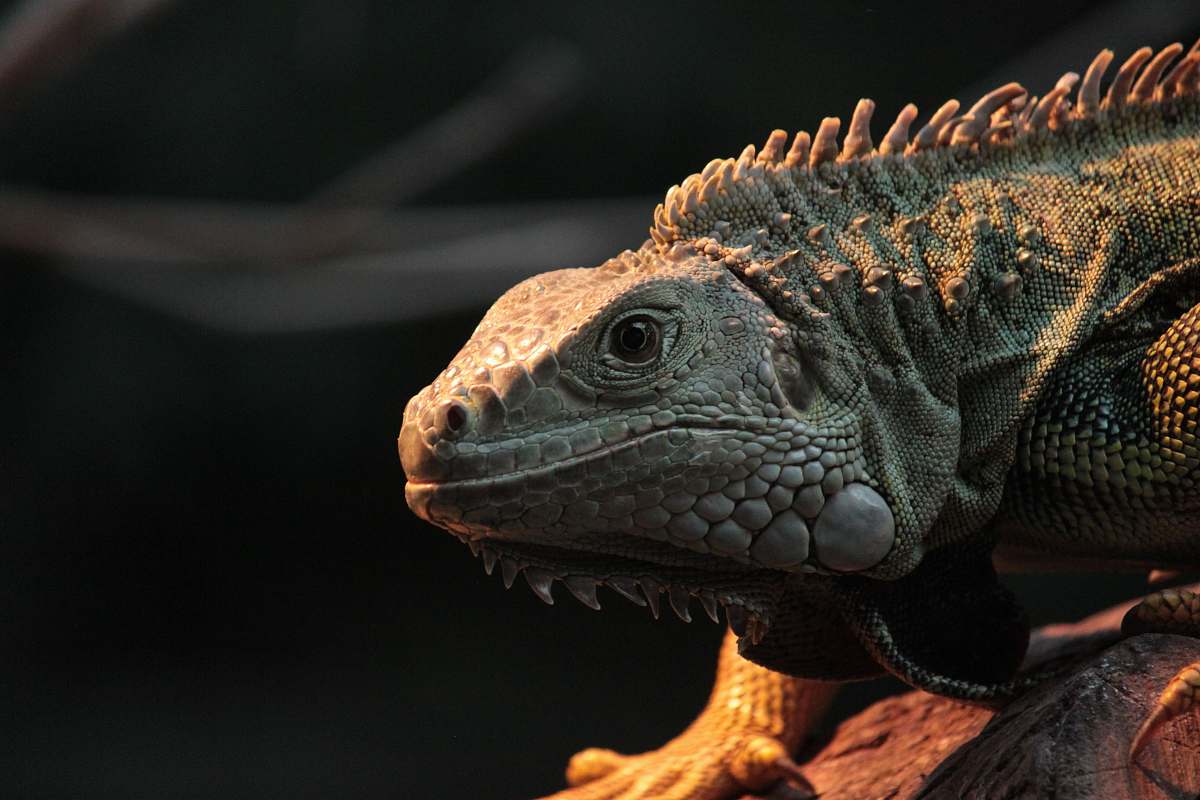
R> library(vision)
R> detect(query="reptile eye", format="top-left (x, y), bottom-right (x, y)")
top-left (610, 315), bottom-right (661, 364)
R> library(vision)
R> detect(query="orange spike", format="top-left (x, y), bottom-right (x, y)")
top-left (880, 103), bottom-right (917, 155)
top-left (783, 131), bottom-right (810, 169)
top-left (1163, 36), bottom-right (1200, 93)
top-left (809, 117), bottom-right (841, 168)
top-left (911, 99), bottom-right (959, 151)
top-left (758, 129), bottom-right (789, 164)
top-left (841, 98), bottom-right (876, 159)
top-left (1132, 43), bottom-right (1183, 101)
top-left (1105, 46), bottom-right (1153, 108)
top-left (1077, 49), bottom-right (1113, 114)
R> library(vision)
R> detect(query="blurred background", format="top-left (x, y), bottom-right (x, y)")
top-left (4, 0), bottom-right (1200, 797)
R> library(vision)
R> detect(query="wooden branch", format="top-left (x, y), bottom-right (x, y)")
top-left (785, 588), bottom-right (1200, 800)
top-left (0, 187), bottom-right (650, 267)
top-left (310, 40), bottom-right (583, 207)
top-left (0, 186), bottom-right (652, 329)
top-left (0, 0), bottom-right (173, 120)
top-left (37, 194), bottom-right (650, 330)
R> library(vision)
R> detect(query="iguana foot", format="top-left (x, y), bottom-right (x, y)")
top-left (549, 733), bottom-right (813, 800)
top-left (541, 630), bottom-right (834, 800)
top-left (1123, 589), bottom-right (1200, 760)
top-left (566, 736), bottom-right (811, 793)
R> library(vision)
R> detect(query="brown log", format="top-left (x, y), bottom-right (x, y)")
top-left (793, 593), bottom-right (1200, 799)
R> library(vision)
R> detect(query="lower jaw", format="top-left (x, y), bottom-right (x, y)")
top-left (451, 534), bottom-right (780, 642)
top-left (405, 466), bottom-right (783, 640)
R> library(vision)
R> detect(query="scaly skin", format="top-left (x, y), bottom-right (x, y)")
top-left (401, 41), bottom-right (1200, 798)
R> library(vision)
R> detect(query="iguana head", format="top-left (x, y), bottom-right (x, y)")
top-left (400, 242), bottom-right (897, 632)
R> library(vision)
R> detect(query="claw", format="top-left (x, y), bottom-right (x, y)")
top-left (1130, 703), bottom-right (1173, 761)
top-left (729, 735), bottom-right (814, 795)
top-left (769, 756), bottom-right (818, 799)
top-left (759, 780), bottom-right (819, 800)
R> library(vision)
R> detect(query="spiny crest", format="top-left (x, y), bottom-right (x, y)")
top-left (649, 40), bottom-right (1200, 248)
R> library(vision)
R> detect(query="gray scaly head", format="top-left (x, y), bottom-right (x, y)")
top-left (398, 243), bottom-right (883, 635)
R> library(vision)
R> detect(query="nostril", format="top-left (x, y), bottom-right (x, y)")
top-left (445, 402), bottom-right (468, 433)
top-left (439, 398), bottom-right (470, 438)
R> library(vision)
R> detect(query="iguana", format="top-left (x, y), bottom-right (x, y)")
top-left (399, 40), bottom-right (1200, 799)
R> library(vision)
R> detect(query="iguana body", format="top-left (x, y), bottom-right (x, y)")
top-left (400, 41), bottom-right (1200, 798)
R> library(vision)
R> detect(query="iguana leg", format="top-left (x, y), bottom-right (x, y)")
top-left (1119, 297), bottom-right (1200, 759)
top-left (998, 297), bottom-right (1200, 566)
top-left (544, 629), bottom-right (836, 800)
top-left (1122, 589), bottom-right (1200, 760)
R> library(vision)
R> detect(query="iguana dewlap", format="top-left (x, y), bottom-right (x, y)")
top-left (400, 41), bottom-right (1200, 799)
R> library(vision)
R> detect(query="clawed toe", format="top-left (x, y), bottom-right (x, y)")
top-left (744, 780), bottom-right (817, 800)
top-left (729, 736), bottom-right (814, 795)
top-left (1129, 662), bottom-right (1200, 761)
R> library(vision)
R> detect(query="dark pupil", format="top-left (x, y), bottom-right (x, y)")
top-left (612, 316), bottom-right (660, 363)
top-left (620, 323), bottom-right (649, 353)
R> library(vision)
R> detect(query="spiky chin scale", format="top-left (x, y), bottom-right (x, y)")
top-left (439, 527), bottom-right (778, 640)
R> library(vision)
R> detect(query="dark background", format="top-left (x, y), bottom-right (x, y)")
top-left (4, 1), bottom-right (1199, 798)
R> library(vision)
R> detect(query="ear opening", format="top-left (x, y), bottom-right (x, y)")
top-left (771, 346), bottom-right (815, 411)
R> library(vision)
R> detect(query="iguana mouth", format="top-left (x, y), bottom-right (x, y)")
top-left (449, 534), bottom-right (778, 642)
top-left (404, 427), bottom-right (682, 488)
